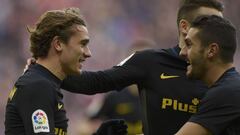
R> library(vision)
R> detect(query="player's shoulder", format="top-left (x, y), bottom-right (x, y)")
top-left (216, 68), bottom-right (240, 89)
top-left (18, 70), bottom-right (50, 85)
top-left (15, 70), bottom-right (54, 95)
top-left (117, 49), bottom-right (156, 66)
top-left (135, 48), bottom-right (168, 56)
top-left (139, 47), bottom-right (186, 67)
top-left (118, 46), bottom-right (186, 68)
top-left (10, 74), bottom-right (54, 103)
top-left (208, 68), bottom-right (240, 99)
top-left (135, 46), bottom-right (181, 60)
top-left (128, 48), bottom-right (167, 63)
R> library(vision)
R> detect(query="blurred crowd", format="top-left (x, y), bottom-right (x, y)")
top-left (0, 0), bottom-right (239, 134)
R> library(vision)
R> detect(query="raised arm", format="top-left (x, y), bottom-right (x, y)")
top-left (61, 52), bottom-right (147, 95)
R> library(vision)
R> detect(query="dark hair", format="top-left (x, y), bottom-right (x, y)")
top-left (192, 15), bottom-right (237, 63)
top-left (28, 7), bottom-right (86, 59)
top-left (177, 0), bottom-right (224, 25)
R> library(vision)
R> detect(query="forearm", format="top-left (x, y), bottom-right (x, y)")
top-left (62, 71), bottom-right (123, 94)
top-left (61, 66), bottom-right (142, 94)
top-left (175, 122), bottom-right (212, 135)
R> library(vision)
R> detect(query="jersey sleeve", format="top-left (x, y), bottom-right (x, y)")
top-left (15, 81), bottom-right (56, 134)
top-left (61, 52), bottom-right (147, 94)
top-left (189, 87), bottom-right (240, 135)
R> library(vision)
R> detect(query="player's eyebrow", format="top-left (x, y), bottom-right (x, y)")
top-left (80, 39), bottom-right (89, 46)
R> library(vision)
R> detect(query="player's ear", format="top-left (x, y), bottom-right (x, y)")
top-left (179, 19), bottom-right (191, 36)
top-left (52, 36), bottom-right (63, 52)
top-left (207, 43), bottom-right (219, 58)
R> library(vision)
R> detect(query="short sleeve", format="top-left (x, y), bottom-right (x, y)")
top-left (189, 87), bottom-right (240, 135)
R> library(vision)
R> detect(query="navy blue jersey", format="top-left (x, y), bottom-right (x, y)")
top-left (189, 68), bottom-right (240, 135)
top-left (5, 64), bottom-right (68, 135)
top-left (61, 46), bottom-right (207, 135)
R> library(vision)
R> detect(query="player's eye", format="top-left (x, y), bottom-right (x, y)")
top-left (185, 39), bottom-right (192, 48)
top-left (80, 39), bottom-right (89, 47)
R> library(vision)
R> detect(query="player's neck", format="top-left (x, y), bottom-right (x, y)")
top-left (202, 63), bottom-right (233, 88)
top-left (36, 57), bottom-right (66, 80)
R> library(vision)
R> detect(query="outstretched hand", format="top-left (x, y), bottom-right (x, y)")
top-left (93, 119), bottom-right (128, 135)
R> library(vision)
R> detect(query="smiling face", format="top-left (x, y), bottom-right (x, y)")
top-left (180, 28), bottom-right (208, 80)
top-left (60, 25), bottom-right (91, 75)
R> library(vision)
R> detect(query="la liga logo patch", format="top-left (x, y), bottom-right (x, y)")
top-left (33, 111), bottom-right (47, 124)
top-left (32, 109), bottom-right (50, 133)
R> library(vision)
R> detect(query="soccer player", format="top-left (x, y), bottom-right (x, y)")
top-left (5, 8), bottom-right (127, 135)
top-left (60, 1), bottom-right (224, 135)
top-left (176, 15), bottom-right (240, 135)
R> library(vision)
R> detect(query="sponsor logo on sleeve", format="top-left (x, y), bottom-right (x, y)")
top-left (32, 109), bottom-right (50, 133)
